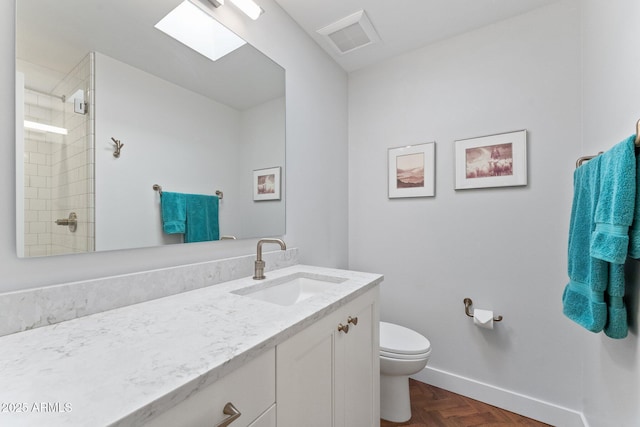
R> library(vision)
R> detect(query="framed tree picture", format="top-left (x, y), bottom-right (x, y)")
top-left (454, 130), bottom-right (527, 190)
top-left (253, 167), bottom-right (281, 201)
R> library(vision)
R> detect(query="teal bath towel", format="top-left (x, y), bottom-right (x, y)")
top-left (563, 157), bottom-right (608, 333)
top-left (160, 192), bottom-right (186, 234)
top-left (590, 135), bottom-right (636, 263)
top-left (184, 194), bottom-right (219, 243)
top-left (628, 136), bottom-right (640, 258)
top-left (605, 263), bottom-right (627, 339)
top-left (563, 136), bottom-right (634, 338)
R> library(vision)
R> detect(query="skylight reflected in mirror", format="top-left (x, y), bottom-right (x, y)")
top-left (155, 1), bottom-right (246, 62)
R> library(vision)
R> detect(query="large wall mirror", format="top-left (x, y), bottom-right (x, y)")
top-left (16, 0), bottom-right (286, 257)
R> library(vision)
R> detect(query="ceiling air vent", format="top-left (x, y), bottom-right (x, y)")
top-left (317, 10), bottom-right (380, 55)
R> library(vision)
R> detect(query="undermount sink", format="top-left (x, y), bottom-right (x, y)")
top-left (233, 274), bottom-right (347, 306)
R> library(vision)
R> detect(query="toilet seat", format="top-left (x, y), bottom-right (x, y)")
top-left (380, 348), bottom-right (431, 360)
top-left (380, 321), bottom-right (431, 360)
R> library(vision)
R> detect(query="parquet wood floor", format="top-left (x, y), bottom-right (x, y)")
top-left (380, 379), bottom-right (553, 427)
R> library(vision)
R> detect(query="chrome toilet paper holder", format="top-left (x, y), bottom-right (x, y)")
top-left (463, 298), bottom-right (503, 322)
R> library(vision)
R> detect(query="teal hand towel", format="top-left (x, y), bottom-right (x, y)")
top-left (185, 194), bottom-right (220, 243)
top-left (160, 191), bottom-right (186, 234)
top-left (628, 135), bottom-right (640, 258)
top-left (563, 157), bottom-right (607, 332)
top-left (604, 263), bottom-right (627, 339)
top-left (563, 135), bottom-right (634, 338)
top-left (590, 135), bottom-right (636, 263)
top-left (592, 136), bottom-right (634, 339)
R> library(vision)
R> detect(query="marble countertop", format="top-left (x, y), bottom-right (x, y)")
top-left (0, 265), bottom-right (382, 427)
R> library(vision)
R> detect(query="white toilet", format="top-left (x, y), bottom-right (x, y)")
top-left (379, 321), bottom-right (432, 422)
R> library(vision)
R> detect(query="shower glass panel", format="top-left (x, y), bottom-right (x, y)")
top-left (18, 53), bottom-right (95, 257)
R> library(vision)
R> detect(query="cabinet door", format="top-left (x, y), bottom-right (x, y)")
top-left (276, 313), bottom-right (336, 427)
top-left (248, 404), bottom-right (276, 427)
top-left (341, 291), bottom-right (379, 427)
top-left (276, 287), bottom-right (380, 427)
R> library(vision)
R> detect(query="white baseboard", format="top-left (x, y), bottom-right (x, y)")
top-left (412, 366), bottom-right (587, 427)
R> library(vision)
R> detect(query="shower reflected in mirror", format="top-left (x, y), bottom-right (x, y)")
top-left (16, 0), bottom-right (286, 257)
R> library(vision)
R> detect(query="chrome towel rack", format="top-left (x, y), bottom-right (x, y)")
top-left (153, 184), bottom-right (223, 199)
top-left (576, 119), bottom-right (640, 168)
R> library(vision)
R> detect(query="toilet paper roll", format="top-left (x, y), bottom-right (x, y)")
top-left (473, 309), bottom-right (494, 329)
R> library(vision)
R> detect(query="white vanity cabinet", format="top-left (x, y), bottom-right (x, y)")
top-left (145, 348), bottom-right (275, 427)
top-left (0, 265), bottom-right (383, 427)
top-left (276, 287), bottom-right (380, 427)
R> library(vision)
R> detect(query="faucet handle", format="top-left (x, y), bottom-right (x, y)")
top-left (253, 260), bottom-right (266, 280)
top-left (254, 239), bottom-right (287, 280)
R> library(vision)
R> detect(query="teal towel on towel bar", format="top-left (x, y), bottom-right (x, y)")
top-left (563, 135), bottom-right (635, 338)
top-left (160, 191), bottom-right (220, 242)
top-left (591, 135), bottom-right (636, 263)
top-left (160, 192), bottom-right (186, 234)
top-left (605, 263), bottom-right (627, 339)
top-left (563, 156), bottom-right (607, 333)
top-left (184, 194), bottom-right (220, 243)
top-left (628, 135), bottom-right (640, 258)
top-left (595, 136), bottom-right (635, 339)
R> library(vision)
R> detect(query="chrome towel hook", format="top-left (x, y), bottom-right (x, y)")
top-left (111, 137), bottom-right (124, 158)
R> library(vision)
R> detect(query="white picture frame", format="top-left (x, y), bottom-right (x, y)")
top-left (253, 166), bottom-right (281, 201)
top-left (454, 130), bottom-right (527, 190)
top-left (388, 142), bottom-right (436, 198)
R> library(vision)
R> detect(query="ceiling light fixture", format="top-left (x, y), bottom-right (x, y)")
top-left (24, 120), bottom-right (68, 135)
top-left (155, 1), bottom-right (247, 61)
top-left (227, 0), bottom-right (263, 20)
top-left (207, 0), bottom-right (262, 20)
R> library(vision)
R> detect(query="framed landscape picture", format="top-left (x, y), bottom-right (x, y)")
top-left (253, 167), bottom-right (281, 201)
top-left (388, 142), bottom-right (435, 198)
top-left (454, 130), bottom-right (527, 190)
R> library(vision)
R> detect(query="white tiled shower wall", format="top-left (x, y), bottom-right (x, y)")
top-left (23, 90), bottom-right (58, 256)
top-left (22, 53), bottom-right (94, 256)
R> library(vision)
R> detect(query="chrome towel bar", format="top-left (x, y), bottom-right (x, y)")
top-left (153, 184), bottom-right (223, 199)
top-left (576, 119), bottom-right (640, 168)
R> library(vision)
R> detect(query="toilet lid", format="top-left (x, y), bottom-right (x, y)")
top-left (380, 348), bottom-right (431, 360)
top-left (380, 321), bottom-right (431, 355)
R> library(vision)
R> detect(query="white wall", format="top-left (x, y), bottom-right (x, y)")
top-left (0, 0), bottom-right (348, 292)
top-left (238, 96), bottom-right (286, 239)
top-left (349, 1), bottom-right (586, 424)
top-left (94, 52), bottom-right (242, 250)
top-left (580, 1), bottom-right (640, 425)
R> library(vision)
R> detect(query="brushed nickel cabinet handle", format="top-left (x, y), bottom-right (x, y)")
top-left (216, 402), bottom-right (241, 427)
top-left (347, 316), bottom-right (358, 326)
top-left (338, 323), bottom-right (349, 334)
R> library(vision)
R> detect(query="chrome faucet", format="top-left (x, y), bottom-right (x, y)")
top-left (254, 238), bottom-right (286, 280)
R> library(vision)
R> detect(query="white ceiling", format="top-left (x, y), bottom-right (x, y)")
top-left (274, 0), bottom-right (563, 72)
top-left (17, 0), bottom-right (284, 111)
top-left (17, 0), bottom-right (563, 108)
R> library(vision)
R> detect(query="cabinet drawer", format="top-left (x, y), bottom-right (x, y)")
top-left (145, 348), bottom-right (275, 427)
